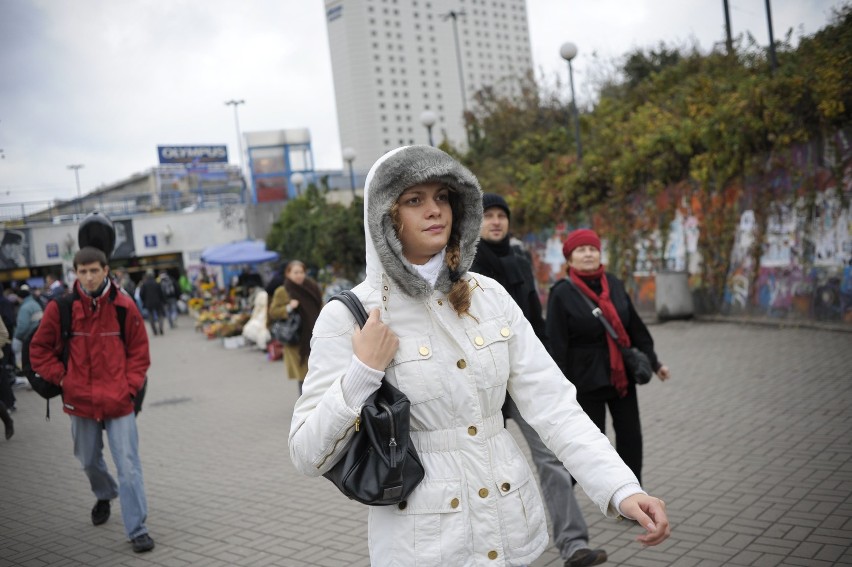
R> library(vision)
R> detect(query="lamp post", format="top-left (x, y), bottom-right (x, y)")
top-left (420, 110), bottom-right (437, 146)
top-left (440, 10), bottom-right (468, 114)
top-left (67, 164), bottom-right (84, 213)
top-left (291, 172), bottom-right (305, 197)
top-left (342, 147), bottom-right (357, 198)
top-left (224, 99), bottom-right (246, 177)
top-left (559, 42), bottom-right (583, 162)
top-left (764, 0), bottom-right (778, 73)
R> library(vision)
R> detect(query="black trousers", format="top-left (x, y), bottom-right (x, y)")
top-left (0, 364), bottom-right (15, 408)
top-left (576, 383), bottom-right (643, 484)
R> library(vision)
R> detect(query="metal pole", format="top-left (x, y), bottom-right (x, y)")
top-left (448, 12), bottom-right (467, 113)
top-left (67, 164), bottom-right (84, 213)
top-left (225, 99), bottom-right (246, 176)
top-left (764, 0), bottom-right (778, 72)
top-left (347, 160), bottom-right (356, 198)
top-left (723, 0), bottom-right (734, 56)
top-left (567, 60), bottom-right (583, 161)
top-left (427, 125), bottom-right (434, 147)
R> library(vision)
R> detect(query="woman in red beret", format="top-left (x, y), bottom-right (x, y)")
top-left (546, 229), bottom-right (670, 484)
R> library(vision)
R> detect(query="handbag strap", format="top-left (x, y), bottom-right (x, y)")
top-left (560, 278), bottom-right (620, 341)
top-left (329, 290), bottom-right (369, 329)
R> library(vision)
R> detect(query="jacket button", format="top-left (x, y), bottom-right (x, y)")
top-left (437, 299), bottom-right (443, 305)
top-left (450, 498), bottom-right (460, 509)
top-left (488, 550), bottom-right (498, 560)
top-left (467, 426), bottom-right (477, 436)
top-left (456, 359), bottom-right (466, 369)
top-left (478, 488), bottom-right (489, 498)
top-left (474, 336), bottom-right (484, 346)
top-left (419, 346), bottom-right (430, 356)
top-left (501, 482), bottom-right (510, 492)
top-left (397, 501), bottom-right (407, 510)
top-left (500, 327), bottom-right (510, 337)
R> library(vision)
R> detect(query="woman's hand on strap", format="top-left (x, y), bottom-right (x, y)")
top-left (620, 493), bottom-right (671, 547)
top-left (353, 309), bottom-right (399, 371)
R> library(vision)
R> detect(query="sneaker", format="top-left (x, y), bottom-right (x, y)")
top-left (565, 548), bottom-right (608, 567)
top-left (91, 499), bottom-right (111, 525)
top-left (131, 533), bottom-right (155, 553)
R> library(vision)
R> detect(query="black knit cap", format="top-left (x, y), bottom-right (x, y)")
top-left (482, 193), bottom-right (510, 219)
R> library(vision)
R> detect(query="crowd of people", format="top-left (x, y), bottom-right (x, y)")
top-left (4, 146), bottom-right (675, 566)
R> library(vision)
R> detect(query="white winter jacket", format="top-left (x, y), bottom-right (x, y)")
top-left (289, 146), bottom-right (640, 566)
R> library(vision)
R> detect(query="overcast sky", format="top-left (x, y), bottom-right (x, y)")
top-left (0, 0), bottom-right (843, 205)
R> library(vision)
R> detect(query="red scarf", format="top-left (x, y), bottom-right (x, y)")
top-left (569, 266), bottom-right (630, 397)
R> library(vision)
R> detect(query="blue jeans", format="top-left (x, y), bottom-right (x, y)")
top-left (70, 413), bottom-right (149, 539)
top-left (506, 397), bottom-right (590, 559)
top-left (165, 299), bottom-right (178, 328)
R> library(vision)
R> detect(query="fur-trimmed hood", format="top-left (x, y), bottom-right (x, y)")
top-left (362, 145), bottom-right (483, 298)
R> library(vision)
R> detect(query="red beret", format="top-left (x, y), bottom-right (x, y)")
top-left (562, 229), bottom-right (601, 259)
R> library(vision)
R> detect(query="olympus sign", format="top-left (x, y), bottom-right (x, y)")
top-left (157, 145), bottom-right (229, 164)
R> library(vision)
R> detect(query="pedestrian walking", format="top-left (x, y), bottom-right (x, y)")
top-left (471, 193), bottom-right (607, 567)
top-left (158, 272), bottom-right (178, 329)
top-left (547, 229), bottom-right (671, 484)
top-left (139, 271), bottom-right (165, 336)
top-left (268, 261), bottom-right (322, 394)
top-left (289, 146), bottom-right (670, 566)
top-left (29, 246), bottom-right (155, 552)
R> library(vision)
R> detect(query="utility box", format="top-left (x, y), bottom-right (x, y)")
top-left (655, 271), bottom-right (694, 320)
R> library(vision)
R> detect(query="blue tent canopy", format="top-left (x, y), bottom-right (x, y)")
top-left (200, 240), bottom-right (279, 265)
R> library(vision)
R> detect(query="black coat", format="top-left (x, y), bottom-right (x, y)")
top-left (546, 273), bottom-right (660, 393)
top-left (470, 240), bottom-right (546, 342)
top-left (139, 278), bottom-right (165, 311)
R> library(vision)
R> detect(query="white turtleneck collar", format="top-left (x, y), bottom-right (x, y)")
top-left (412, 248), bottom-right (446, 288)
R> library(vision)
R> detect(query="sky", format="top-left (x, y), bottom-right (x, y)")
top-left (0, 0), bottom-right (844, 206)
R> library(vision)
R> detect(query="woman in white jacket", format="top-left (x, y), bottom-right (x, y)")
top-left (289, 146), bottom-right (670, 566)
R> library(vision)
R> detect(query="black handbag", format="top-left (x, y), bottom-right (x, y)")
top-left (323, 290), bottom-right (425, 506)
top-left (270, 313), bottom-right (301, 346)
top-left (562, 279), bottom-right (654, 385)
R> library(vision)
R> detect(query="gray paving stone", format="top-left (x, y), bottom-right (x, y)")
top-left (1, 319), bottom-right (850, 566)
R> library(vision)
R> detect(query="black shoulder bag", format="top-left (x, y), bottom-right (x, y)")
top-left (561, 278), bottom-right (654, 385)
top-left (323, 290), bottom-right (425, 505)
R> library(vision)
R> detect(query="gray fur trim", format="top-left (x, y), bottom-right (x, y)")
top-left (366, 145), bottom-right (482, 298)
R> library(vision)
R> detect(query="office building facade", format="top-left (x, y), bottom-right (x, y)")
top-left (325, 0), bottom-right (533, 169)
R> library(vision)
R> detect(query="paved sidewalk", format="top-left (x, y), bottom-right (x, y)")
top-left (1, 318), bottom-right (850, 566)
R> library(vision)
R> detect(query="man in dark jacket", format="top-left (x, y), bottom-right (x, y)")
top-left (139, 271), bottom-right (165, 336)
top-left (470, 194), bottom-right (607, 567)
top-left (30, 247), bottom-right (155, 553)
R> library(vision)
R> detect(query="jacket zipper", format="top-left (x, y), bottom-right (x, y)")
top-left (316, 410), bottom-right (362, 469)
top-left (378, 401), bottom-right (397, 465)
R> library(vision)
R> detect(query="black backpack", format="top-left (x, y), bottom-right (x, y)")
top-left (22, 286), bottom-right (147, 420)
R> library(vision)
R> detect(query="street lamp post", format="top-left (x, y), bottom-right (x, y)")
top-left (67, 164), bottom-right (84, 212)
top-left (559, 42), bottom-right (583, 162)
top-left (441, 10), bottom-right (468, 114)
top-left (420, 110), bottom-right (437, 146)
top-left (224, 99), bottom-right (246, 177)
top-left (342, 147), bottom-right (357, 198)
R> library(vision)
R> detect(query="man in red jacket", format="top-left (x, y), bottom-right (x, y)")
top-left (31, 247), bottom-right (155, 553)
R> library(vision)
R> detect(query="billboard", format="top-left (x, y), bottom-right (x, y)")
top-left (157, 145), bottom-right (228, 165)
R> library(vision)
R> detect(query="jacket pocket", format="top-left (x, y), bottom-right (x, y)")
top-left (387, 336), bottom-right (443, 404)
top-left (492, 460), bottom-right (543, 550)
top-left (466, 317), bottom-right (511, 389)
top-left (378, 478), bottom-right (466, 566)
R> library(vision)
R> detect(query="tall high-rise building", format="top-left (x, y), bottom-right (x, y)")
top-left (324, 0), bottom-right (533, 171)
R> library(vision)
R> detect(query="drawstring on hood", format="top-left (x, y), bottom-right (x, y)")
top-left (363, 145), bottom-right (483, 299)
